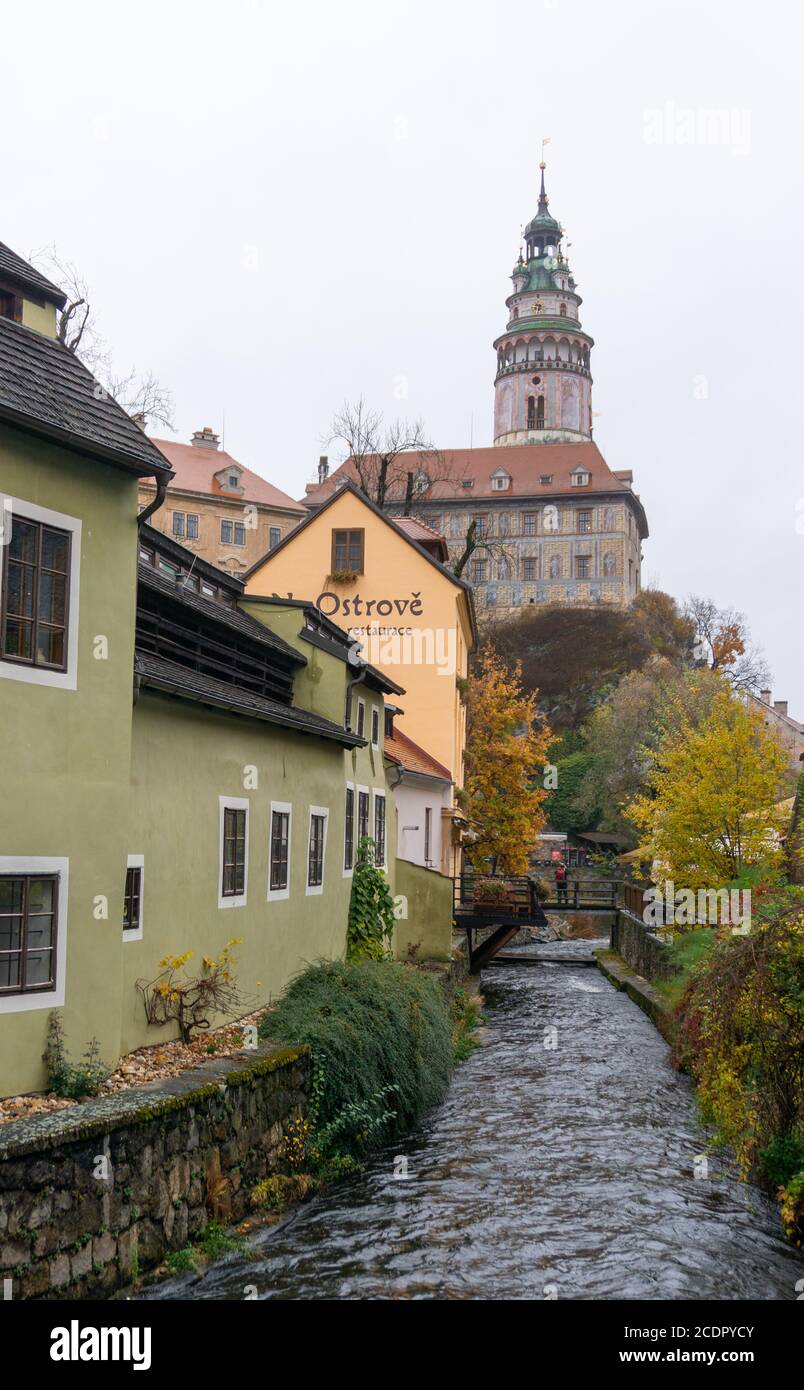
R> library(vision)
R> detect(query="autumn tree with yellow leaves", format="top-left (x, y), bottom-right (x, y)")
top-left (464, 649), bottom-right (553, 875)
top-left (626, 683), bottom-right (789, 889)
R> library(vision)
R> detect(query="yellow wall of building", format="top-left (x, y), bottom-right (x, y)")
top-left (245, 492), bottom-right (473, 790)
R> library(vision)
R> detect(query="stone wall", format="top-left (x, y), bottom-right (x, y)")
top-left (610, 910), bottom-right (680, 983)
top-left (0, 1042), bottom-right (308, 1300)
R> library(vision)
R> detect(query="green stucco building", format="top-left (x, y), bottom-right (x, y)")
top-left (0, 239), bottom-right (445, 1100)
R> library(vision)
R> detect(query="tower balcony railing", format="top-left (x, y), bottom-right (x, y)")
top-left (495, 358), bottom-right (591, 380)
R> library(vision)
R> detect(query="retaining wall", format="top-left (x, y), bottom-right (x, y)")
top-left (0, 1042), bottom-right (308, 1300)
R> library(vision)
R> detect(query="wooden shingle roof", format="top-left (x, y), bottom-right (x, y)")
top-left (0, 316), bottom-right (172, 477)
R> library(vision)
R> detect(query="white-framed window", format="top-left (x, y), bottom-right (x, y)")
top-left (0, 496), bottom-right (82, 691)
top-left (306, 806), bottom-right (329, 895)
top-left (0, 857), bottom-right (68, 1014)
top-left (123, 854), bottom-right (144, 940)
top-left (219, 796), bottom-right (249, 908)
top-left (343, 782), bottom-right (355, 876)
top-left (267, 801), bottom-right (292, 902)
top-left (370, 706), bottom-right (380, 750)
top-left (373, 789), bottom-right (387, 868)
top-left (356, 697), bottom-right (366, 739)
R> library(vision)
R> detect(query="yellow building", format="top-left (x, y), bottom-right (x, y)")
top-left (138, 427), bottom-right (305, 576)
top-left (245, 482), bottom-right (477, 873)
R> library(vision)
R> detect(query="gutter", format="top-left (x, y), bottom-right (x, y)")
top-left (137, 471), bottom-right (170, 529)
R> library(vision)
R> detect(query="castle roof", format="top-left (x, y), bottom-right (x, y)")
top-left (301, 442), bottom-right (649, 539)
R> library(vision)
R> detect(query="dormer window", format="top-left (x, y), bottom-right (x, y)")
top-left (0, 287), bottom-right (22, 323)
top-left (539, 475), bottom-right (553, 485)
top-left (491, 471), bottom-right (510, 492)
top-left (413, 470), bottom-right (430, 494)
top-left (571, 467), bottom-right (591, 487)
top-left (228, 473), bottom-right (238, 488)
top-left (461, 479), bottom-right (474, 490)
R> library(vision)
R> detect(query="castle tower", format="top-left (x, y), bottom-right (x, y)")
top-left (493, 163), bottom-right (594, 446)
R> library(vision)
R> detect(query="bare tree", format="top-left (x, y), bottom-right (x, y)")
top-left (30, 243), bottom-right (175, 430)
top-left (451, 519), bottom-right (518, 580)
top-left (325, 397), bottom-right (465, 512)
top-left (684, 594), bottom-right (771, 693)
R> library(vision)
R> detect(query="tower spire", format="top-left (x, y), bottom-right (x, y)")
top-left (539, 160), bottom-right (548, 210)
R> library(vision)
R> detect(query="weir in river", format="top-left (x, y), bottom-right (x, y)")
top-left (141, 942), bottom-right (803, 1301)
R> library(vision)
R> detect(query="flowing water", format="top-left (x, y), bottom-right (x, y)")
top-left (142, 943), bottom-right (803, 1301)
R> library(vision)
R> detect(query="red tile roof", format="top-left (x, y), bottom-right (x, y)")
top-left (394, 514), bottom-right (449, 561)
top-left (301, 442), bottom-right (648, 536)
top-left (384, 726), bottom-right (452, 781)
top-left (149, 438), bottom-right (305, 513)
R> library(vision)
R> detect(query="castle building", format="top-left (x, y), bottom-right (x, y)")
top-left (303, 163), bottom-right (649, 614)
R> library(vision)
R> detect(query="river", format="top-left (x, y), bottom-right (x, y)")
top-left (141, 943), bottom-right (802, 1301)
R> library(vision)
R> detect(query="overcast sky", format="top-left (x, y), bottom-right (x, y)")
top-left (4, 0), bottom-right (803, 697)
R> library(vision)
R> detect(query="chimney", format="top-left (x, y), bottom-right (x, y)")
top-left (318, 455), bottom-right (329, 485)
top-left (191, 426), bottom-right (220, 450)
top-left (760, 688), bottom-right (772, 705)
top-left (774, 700), bottom-right (789, 717)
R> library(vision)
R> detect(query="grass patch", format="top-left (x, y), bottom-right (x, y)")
top-left (655, 928), bottom-right (716, 1007)
top-left (452, 988), bottom-right (484, 1063)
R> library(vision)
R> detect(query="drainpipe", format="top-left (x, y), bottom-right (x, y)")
top-left (344, 663), bottom-right (368, 733)
top-left (137, 472), bottom-right (171, 529)
top-left (387, 763), bottom-right (405, 791)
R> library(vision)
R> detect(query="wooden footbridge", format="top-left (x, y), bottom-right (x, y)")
top-left (453, 873), bottom-right (621, 972)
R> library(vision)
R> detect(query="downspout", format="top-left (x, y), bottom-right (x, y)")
top-left (345, 663), bottom-right (368, 732)
top-left (387, 762), bottom-right (405, 791)
top-left (137, 471), bottom-right (171, 529)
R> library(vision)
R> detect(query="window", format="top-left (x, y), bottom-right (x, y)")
top-left (1, 513), bottom-right (71, 673)
top-left (0, 875), bottom-right (58, 995)
top-left (234, 523), bottom-right (246, 546)
top-left (424, 807), bottom-right (433, 866)
top-left (373, 792), bottom-right (386, 868)
top-left (331, 528), bottom-right (364, 574)
top-left (523, 557), bottom-right (537, 581)
top-left (527, 396), bottom-right (536, 430)
top-left (471, 559), bottom-right (487, 583)
top-left (356, 698), bottom-right (366, 739)
top-left (461, 479), bottom-right (474, 490)
top-left (269, 526), bottom-right (281, 550)
top-left (491, 474), bottom-right (509, 491)
top-left (123, 856), bottom-right (144, 939)
top-left (344, 786), bottom-right (355, 873)
top-left (306, 808), bottom-right (328, 893)
top-left (539, 474), bottom-right (553, 486)
top-left (171, 511), bottom-right (185, 538)
top-left (576, 555), bottom-right (591, 579)
top-left (268, 806), bottom-right (291, 897)
top-left (219, 800), bottom-right (248, 907)
top-left (472, 514), bottom-right (487, 537)
top-left (536, 397), bottom-right (545, 429)
top-left (357, 788), bottom-right (370, 845)
top-left (220, 520), bottom-right (233, 544)
top-left (187, 514), bottom-right (199, 540)
top-left (0, 288), bottom-right (22, 322)
top-left (370, 706), bottom-right (380, 749)
top-left (522, 512), bottom-right (537, 536)
top-left (571, 470), bottom-right (591, 486)
top-left (628, 558), bottom-right (634, 586)
top-left (228, 473), bottom-right (239, 489)
top-left (578, 510), bottom-right (592, 533)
